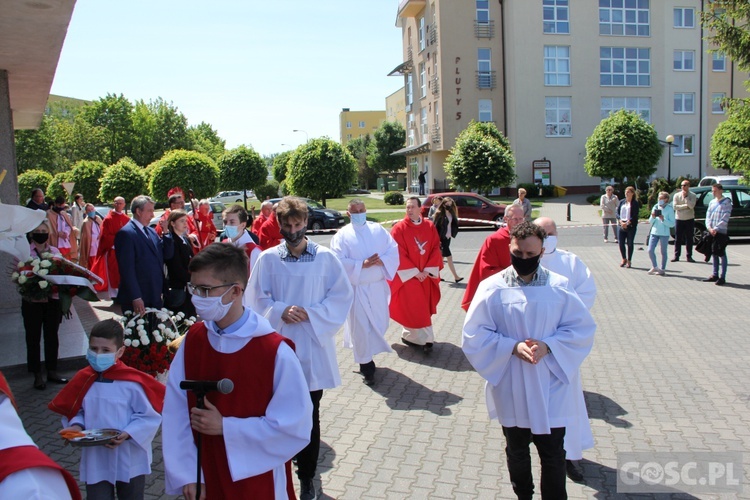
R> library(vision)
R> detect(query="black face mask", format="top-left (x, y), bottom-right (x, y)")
top-left (31, 233), bottom-right (49, 244)
top-left (280, 227), bottom-right (307, 247)
top-left (511, 252), bottom-right (541, 277)
top-left (52, 206), bottom-right (63, 213)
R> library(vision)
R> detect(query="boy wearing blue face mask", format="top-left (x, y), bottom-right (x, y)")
top-left (221, 204), bottom-right (262, 275)
top-left (49, 319), bottom-right (165, 500)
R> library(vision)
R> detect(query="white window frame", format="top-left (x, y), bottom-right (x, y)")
top-left (673, 93), bottom-right (695, 114)
top-left (544, 45), bottom-right (571, 86)
top-left (346, 134), bottom-right (352, 140)
top-left (545, 97), bottom-right (572, 137)
top-left (672, 134), bottom-right (694, 156)
top-left (420, 107), bottom-right (428, 136)
top-left (712, 93), bottom-right (726, 114)
top-left (419, 62), bottom-right (426, 98)
top-left (543, 0), bottom-right (569, 34)
top-left (712, 52), bottom-right (726, 72)
top-left (478, 48), bottom-right (492, 89)
top-left (673, 7), bottom-right (695, 28)
top-left (673, 50), bottom-right (695, 71)
top-left (346, 121), bottom-right (352, 129)
top-left (600, 97), bottom-right (651, 122)
top-left (478, 99), bottom-right (493, 122)
top-left (600, 47), bottom-right (651, 87)
top-left (599, 0), bottom-right (650, 37)
top-left (418, 17), bottom-right (426, 51)
top-left (476, 0), bottom-right (489, 23)
top-left (406, 73), bottom-right (413, 109)
top-left (358, 121), bottom-right (365, 128)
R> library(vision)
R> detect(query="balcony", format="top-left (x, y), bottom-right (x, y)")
top-left (431, 75), bottom-right (439, 96)
top-left (431, 125), bottom-right (441, 145)
top-left (476, 71), bottom-right (497, 89)
top-left (397, 0), bottom-right (426, 19)
top-left (429, 23), bottom-right (438, 45)
top-left (474, 20), bottom-right (495, 39)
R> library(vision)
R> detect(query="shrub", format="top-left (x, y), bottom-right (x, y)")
top-left (149, 149), bottom-right (218, 202)
top-left (46, 171), bottom-right (74, 201)
top-left (254, 180), bottom-right (280, 201)
top-left (18, 169), bottom-right (53, 203)
top-left (384, 191), bottom-right (404, 206)
top-left (69, 160), bottom-right (108, 204)
top-left (587, 194), bottom-right (601, 205)
top-left (517, 183), bottom-right (554, 199)
top-left (99, 157), bottom-right (148, 204)
top-left (646, 178), bottom-right (674, 208)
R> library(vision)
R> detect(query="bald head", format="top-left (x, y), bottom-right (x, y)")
top-left (534, 217), bottom-right (557, 237)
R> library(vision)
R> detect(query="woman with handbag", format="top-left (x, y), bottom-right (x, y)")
top-left (433, 197), bottom-right (463, 283)
top-left (162, 210), bottom-right (196, 317)
top-left (616, 186), bottom-right (640, 268)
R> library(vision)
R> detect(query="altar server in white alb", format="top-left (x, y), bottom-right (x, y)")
top-left (330, 198), bottom-right (399, 385)
top-left (535, 216), bottom-right (596, 483)
top-left (245, 196), bottom-right (353, 500)
top-left (462, 222), bottom-right (596, 499)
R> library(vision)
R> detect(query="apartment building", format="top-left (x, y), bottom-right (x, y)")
top-left (339, 109), bottom-right (387, 146)
top-left (392, 0), bottom-right (748, 193)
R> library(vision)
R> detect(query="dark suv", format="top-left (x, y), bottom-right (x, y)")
top-left (671, 185), bottom-right (750, 243)
top-left (268, 198), bottom-right (346, 231)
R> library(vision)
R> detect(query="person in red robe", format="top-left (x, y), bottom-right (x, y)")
top-left (155, 188), bottom-right (200, 253)
top-left (460, 204), bottom-right (525, 311)
top-left (194, 199), bottom-right (217, 247)
top-left (389, 196), bottom-right (442, 354)
top-left (258, 209), bottom-right (283, 250)
top-left (251, 201), bottom-right (272, 236)
top-left (92, 197), bottom-right (130, 296)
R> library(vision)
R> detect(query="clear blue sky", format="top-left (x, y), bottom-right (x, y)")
top-left (50, 0), bottom-right (404, 156)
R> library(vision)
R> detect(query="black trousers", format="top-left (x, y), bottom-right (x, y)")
top-left (21, 299), bottom-right (62, 373)
top-left (86, 475), bottom-right (145, 500)
top-left (674, 218), bottom-right (695, 258)
top-left (618, 225), bottom-right (638, 261)
top-left (296, 390), bottom-right (323, 480)
top-left (503, 426), bottom-right (567, 500)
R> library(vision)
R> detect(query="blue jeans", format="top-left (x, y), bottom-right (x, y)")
top-left (712, 254), bottom-right (728, 279)
top-left (648, 234), bottom-right (669, 270)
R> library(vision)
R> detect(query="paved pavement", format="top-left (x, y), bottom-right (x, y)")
top-left (4, 194), bottom-right (750, 499)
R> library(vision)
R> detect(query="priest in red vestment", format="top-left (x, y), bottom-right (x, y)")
top-left (93, 197), bottom-right (130, 296)
top-left (252, 200), bottom-right (272, 235)
top-left (258, 209), bottom-right (283, 250)
top-left (389, 196), bottom-right (442, 354)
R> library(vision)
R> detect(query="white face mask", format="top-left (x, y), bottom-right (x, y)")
top-left (543, 235), bottom-right (558, 253)
top-left (350, 212), bottom-right (367, 226)
top-left (191, 286), bottom-right (235, 322)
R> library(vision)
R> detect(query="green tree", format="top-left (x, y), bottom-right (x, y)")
top-left (347, 135), bottom-right (378, 189)
top-left (187, 122), bottom-right (226, 160)
top-left (218, 145), bottom-right (268, 206)
top-left (369, 121), bottom-right (406, 174)
top-left (46, 171), bottom-right (74, 201)
top-left (68, 160), bottom-right (108, 204)
top-left (286, 138), bottom-right (357, 206)
top-left (54, 114), bottom-right (109, 168)
top-left (17, 169), bottom-right (53, 203)
top-left (149, 150), bottom-right (218, 202)
top-left (255, 180), bottom-right (280, 201)
top-left (82, 93), bottom-right (135, 164)
top-left (584, 110), bottom-right (662, 185)
top-left (14, 115), bottom-right (59, 174)
top-left (444, 120), bottom-right (516, 195)
top-left (710, 104), bottom-right (750, 175)
top-left (99, 157), bottom-right (148, 204)
top-left (272, 150), bottom-right (293, 183)
top-left (131, 98), bottom-right (190, 167)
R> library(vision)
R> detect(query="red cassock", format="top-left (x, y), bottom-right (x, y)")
top-left (460, 226), bottom-right (511, 311)
top-left (251, 213), bottom-right (267, 236)
top-left (183, 323), bottom-right (296, 499)
top-left (195, 211), bottom-right (217, 248)
top-left (258, 212), bottom-right (283, 250)
top-left (92, 210), bottom-right (130, 292)
top-left (389, 217), bottom-right (443, 329)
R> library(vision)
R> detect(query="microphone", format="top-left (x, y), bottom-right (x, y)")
top-left (180, 378), bottom-right (234, 395)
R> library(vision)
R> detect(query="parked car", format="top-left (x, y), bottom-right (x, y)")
top-left (148, 201), bottom-right (226, 230)
top-left (671, 185), bottom-right (750, 243)
top-left (698, 175), bottom-right (742, 187)
top-left (94, 206), bottom-right (112, 219)
top-left (210, 190), bottom-right (254, 204)
top-left (420, 192), bottom-right (507, 227)
top-left (268, 198), bottom-right (346, 231)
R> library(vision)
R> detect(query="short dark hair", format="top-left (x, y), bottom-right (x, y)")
top-left (407, 196), bottom-right (422, 207)
top-left (167, 209), bottom-right (188, 231)
top-left (54, 196), bottom-right (66, 205)
top-left (510, 221), bottom-right (547, 242)
top-left (714, 183), bottom-right (724, 190)
top-left (276, 196), bottom-right (308, 224)
top-left (189, 242), bottom-right (248, 285)
top-left (222, 204), bottom-right (249, 225)
top-left (168, 194), bottom-right (183, 206)
top-left (90, 319), bottom-right (124, 348)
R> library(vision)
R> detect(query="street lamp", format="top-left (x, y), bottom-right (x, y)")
top-left (663, 134), bottom-right (675, 182)
top-left (293, 129), bottom-right (309, 143)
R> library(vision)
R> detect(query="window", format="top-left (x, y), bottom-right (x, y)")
top-left (408, 126), bottom-right (415, 146)
top-left (421, 107), bottom-right (428, 136)
top-left (346, 121), bottom-right (352, 129)
top-left (479, 99), bottom-right (493, 122)
top-left (545, 97), bottom-right (572, 137)
top-left (712, 93), bottom-right (726, 114)
top-left (673, 7), bottom-right (694, 28)
top-left (543, 0), bottom-right (569, 34)
top-left (600, 97), bottom-right (651, 122)
top-left (674, 50), bottom-right (695, 71)
top-left (358, 121), bottom-right (365, 128)
top-left (419, 17), bottom-right (426, 51)
top-left (409, 157), bottom-right (419, 186)
top-left (477, 0), bottom-right (489, 23)
top-left (600, 47), bottom-right (650, 86)
top-left (672, 135), bottom-right (694, 155)
top-left (712, 52), bottom-right (726, 71)
top-left (673, 93), bottom-right (695, 113)
top-left (544, 46), bottom-right (571, 86)
top-left (599, 0), bottom-right (650, 36)
top-left (406, 73), bottom-right (413, 109)
top-left (419, 62), bottom-right (426, 98)
top-left (478, 48), bottom-right (492, 88)
top-left (346, 134), bottom-right (352, 140)
top-left (434, 101), bottom-right (439, 124)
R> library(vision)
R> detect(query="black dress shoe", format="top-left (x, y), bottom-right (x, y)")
top-left (716, 278), bottom-right (726, 286)
top-left (703, 275), bottom-right (718, 282)
top-left (47, 375), bottom-right (69, 384)
top-left (455, 277), bottom-right (464, 283)
top-left (300, 478), bottom-right (317, 500)
top-left (33, 375), bottom-right (46, 390)
top-left (687, 257), bottom-right (696, 263)
top-left (423, 342), bottom-right (433, 355)
top-left (566, 460), bottom-right (584, 483)
top-left (671, 257), bottom-right (679, 262)
top-left (402, 338), bottom-right (419, 348)
top-left (363, 373), bottom-right (375, 386)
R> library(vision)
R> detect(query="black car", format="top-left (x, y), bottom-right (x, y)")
top-left (671, 185), bottom-right (750, 243)
top-left (268, 198), bottom-right (346, 231)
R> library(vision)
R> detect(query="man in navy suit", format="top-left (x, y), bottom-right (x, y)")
top-left (115, 195), bottom-right (164, 315)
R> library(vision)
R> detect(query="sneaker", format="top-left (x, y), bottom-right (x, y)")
top-left (647, 267), bottom-right (658, 275)
top-left (566, 460), bottom-right (584, 483)
top-left (604, 238), bottom-right (608, 243)
top-left (716, 278), bottom-right (726, 286)
top-left (657, 269), bottom-right (666, 276)
top-left (703, 275), bottom-right (718, 282)
top-left (300, 478), bottom-right (317, 500)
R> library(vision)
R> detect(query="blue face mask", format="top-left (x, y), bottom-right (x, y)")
top-left (87, 211), bottom-right (97, 219)
top-left (350, 212), bottom-right (367, 226)
top-left (87, 349), bottom-right (117, 372)
top-left (224, 225), bottom-right (240, 239)
top-left (658, 200), bottom-right (666, 207)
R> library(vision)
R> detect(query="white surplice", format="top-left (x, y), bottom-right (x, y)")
top-left (61, 380), bottom-right (162, 485)
top-left (244, 244), bottom-right (354, 391)
top-left (541, 248), bottom-right (597, 459)
top-left (162, 309), bottom-right (313, 497)
top-left (329, 222), bottom-right (400, 364)
top-left (0, 396), bottom-right (72, 499)
top-left (462, 270), bottom-right (596, 435)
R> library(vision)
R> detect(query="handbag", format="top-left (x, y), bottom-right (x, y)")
top-left (695, 231), bottom-right (712, 256)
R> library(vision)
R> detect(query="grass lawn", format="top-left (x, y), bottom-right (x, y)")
top-left (325, 195), bottom-right (396, 211)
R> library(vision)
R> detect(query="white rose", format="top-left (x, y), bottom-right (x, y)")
top-left (37, 269), bottom-right (49, 276)
top-left (40, 260), bottom-right (52, 268)
top-left (157, 324), bottom-right (165, 331)
top-left (31, 258), bottom-right (40, 267)
top-left (32, 265), bottom-right (40, 273)
top-left (11, 272), bottom-right (19, 281)
top-left (141, 336), bottom-right (150, 346)
top-left (38, 281), bottom-right (49, 289)
top-left (123, 310), bottom-right (133, 316)
top-left (17, 275), bottom-right (27, 284)
top-left (124, 339), bottom-right (132, 347)
top-left (189, 316), bottom-right (197, 322)
top-left (178, 312), bottom-right (186, 318)
top-left (136, 319), bottom-right (145, 325)
top-left (17, 261), bottom-right (25, 269)
top-left (124, 328), bottom-right (132, 335)
top-left (152, 330), bottom-right (160, 337)
top-left (154, 334), bottom-right (163, 343)
top-left (126, 319), bottom-right (136, 327)
top-left (131, 339), bottom-right (140, 348)
top-left (162, 307), bottom-right (169, 312)
top-left (41, 252), bottom-right (53, 259)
